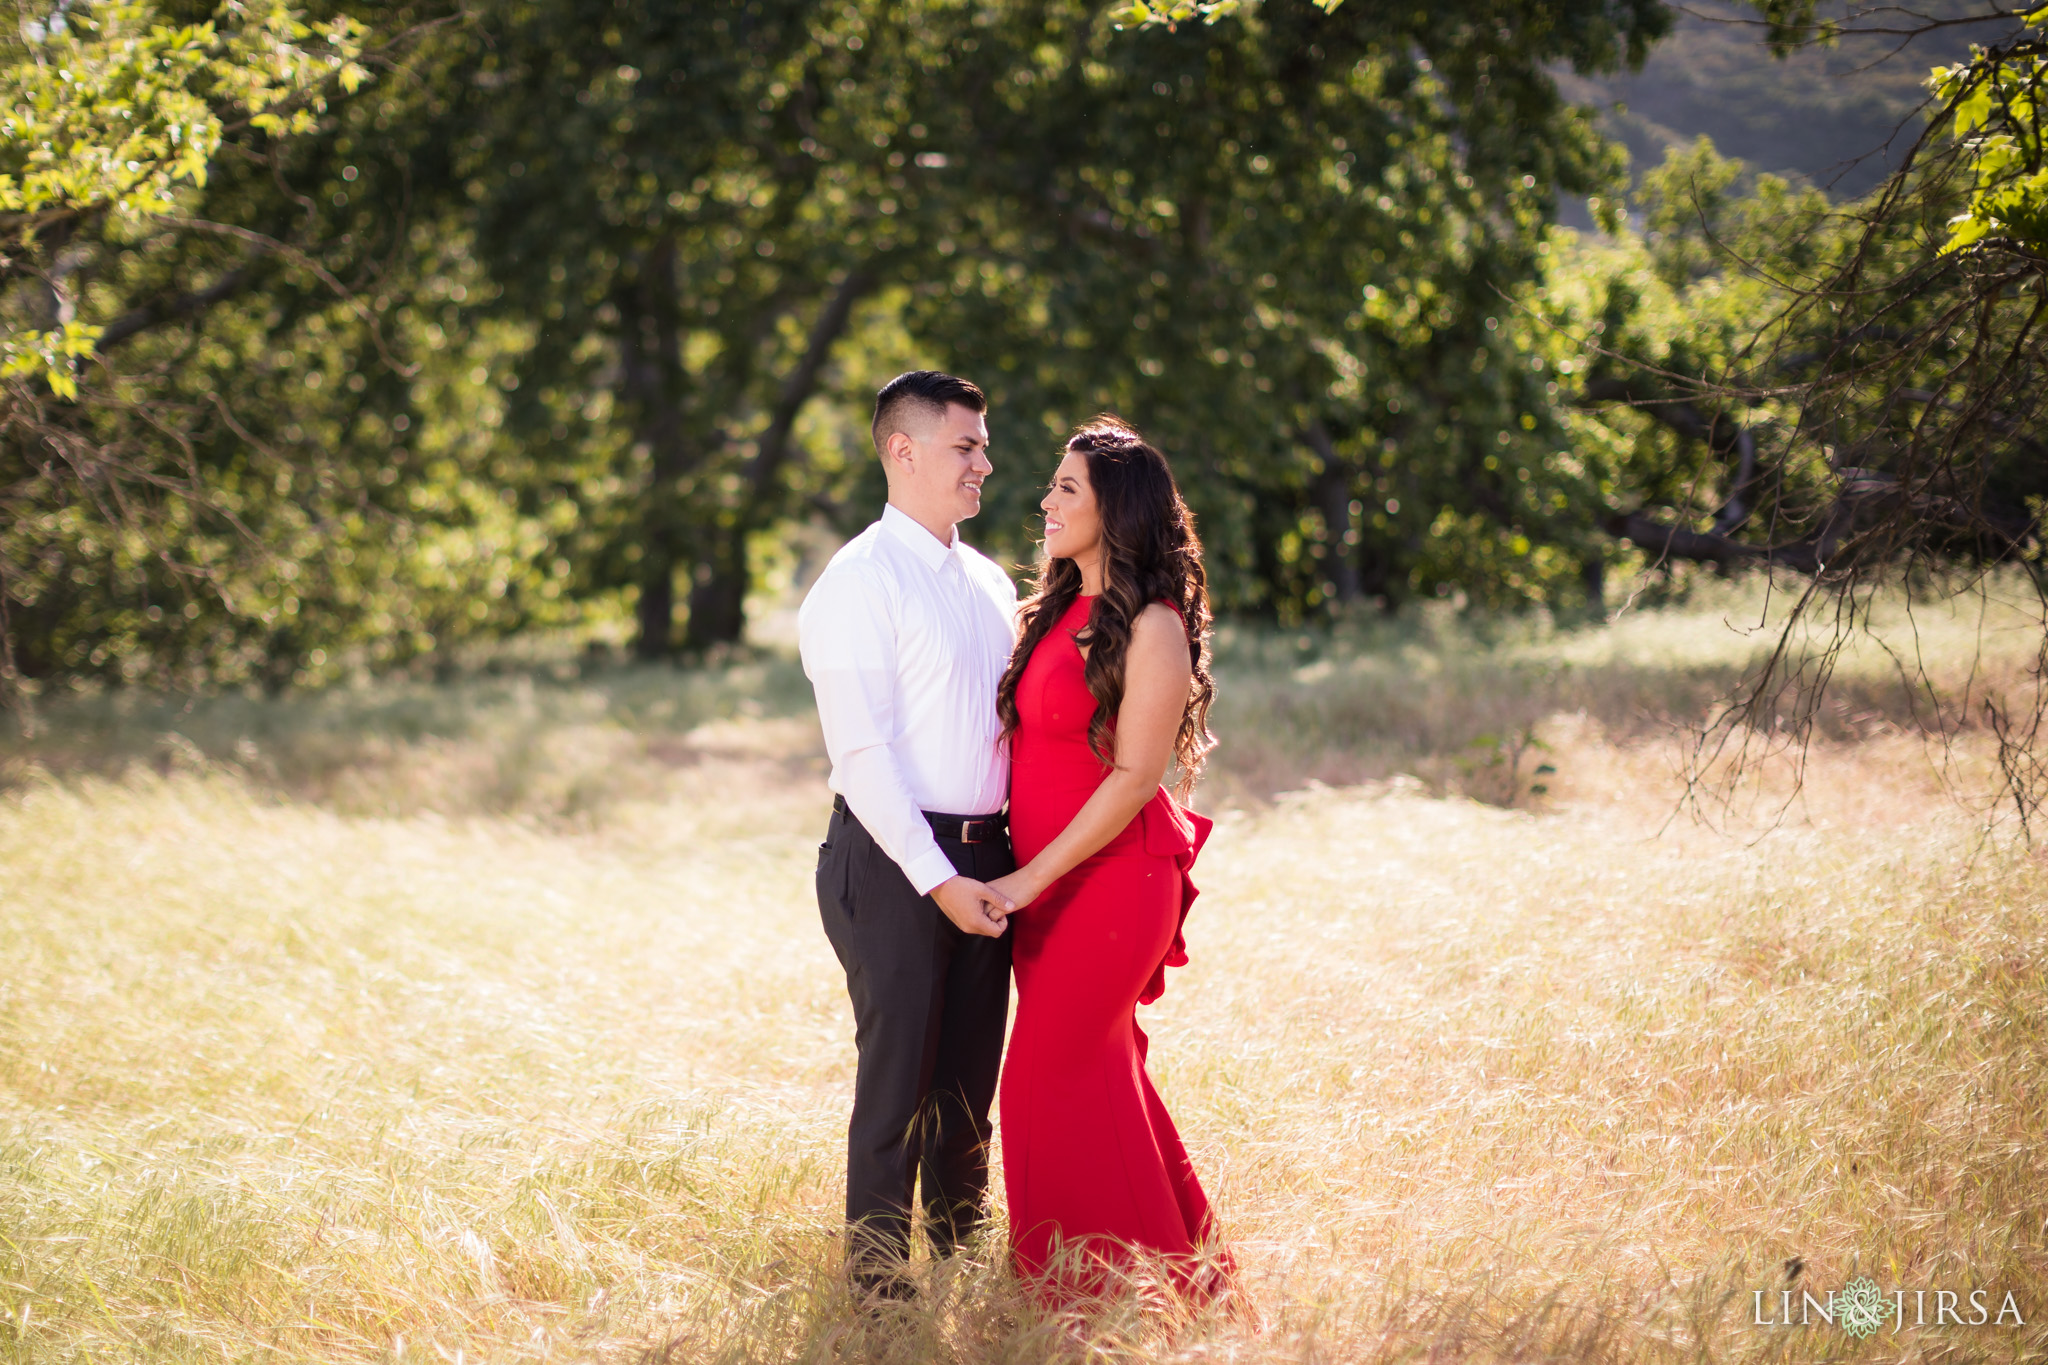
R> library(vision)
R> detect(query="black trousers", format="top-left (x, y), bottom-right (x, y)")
top-left (815, 801), bottom-right (1014, 1274)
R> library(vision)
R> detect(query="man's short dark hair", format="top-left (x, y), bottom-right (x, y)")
top-left (872, 370), bottom-right (986, 456)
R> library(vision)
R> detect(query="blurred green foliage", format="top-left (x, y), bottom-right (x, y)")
top-left (1935, 4), bottom-right (2048, 255)
top-left (0, 0), bottom-right (2041, 707)
top-left (0, 2), bottom-right (364, 393)
top-left (0, 2), bottom-right (590, 697)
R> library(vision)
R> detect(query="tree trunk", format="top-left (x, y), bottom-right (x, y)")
top-left (0, 555), bottom-right (34, 736)
top-left (1304, 420), bottom-right (1363, 606)
top-left (1357, 448), bottom-right (1413, 613)
top-left (1355, 529), bottom-right (1403, 612)
top-left (1582, 552), bottom-right (1605, 614)
top-left (615, 237), bottom-right (692, 660)
top-left (635, 560), bottom-right (677, 660)
top-left (685, 541), bottom-right (748, 650)
top-left (683, 266), bottom-right (876, 650)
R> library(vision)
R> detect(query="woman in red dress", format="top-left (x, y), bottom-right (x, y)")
top-left (989, 417), bottom-right (1229, 1306)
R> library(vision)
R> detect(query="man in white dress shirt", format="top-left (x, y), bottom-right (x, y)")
top-left (798, 370), bottom-right (1019, 1295)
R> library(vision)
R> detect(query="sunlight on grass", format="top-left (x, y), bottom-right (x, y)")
top-left (2, 590), bottom-right (2044, 1361)
top-left (1207, 576), bottom-right (2048, 809)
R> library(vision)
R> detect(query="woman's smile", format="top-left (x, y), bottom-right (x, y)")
top-left (1038, 449), bottom-right (1099, 564)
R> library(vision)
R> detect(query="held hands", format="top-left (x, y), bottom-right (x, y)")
top-left (932, 875), bottom-right (1014, 937)
top-left (986, 869), bottom-right (1043, 913)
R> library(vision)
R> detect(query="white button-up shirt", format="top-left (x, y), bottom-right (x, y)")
top-left (798, 503), bottom-right (1018, 895)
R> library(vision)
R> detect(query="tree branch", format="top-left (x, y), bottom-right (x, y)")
top-left (746, 264), bottom-right (879, 493)
top-left (94, 261), bottom-right (265, 353)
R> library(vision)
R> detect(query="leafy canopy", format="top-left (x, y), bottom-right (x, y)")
top-left (0, 1), bottom-right (364, 395)
top-left (1934, 4), bottom-right (2048, 255)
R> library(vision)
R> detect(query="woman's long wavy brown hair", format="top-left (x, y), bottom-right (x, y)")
top-left (996, 416), bottom-right (1217, 801)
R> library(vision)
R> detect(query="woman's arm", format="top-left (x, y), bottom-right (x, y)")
top-left (990, 602), bottom-right (1191, 909)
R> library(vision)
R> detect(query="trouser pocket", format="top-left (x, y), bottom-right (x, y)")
top-left (815, 810), bottom-right (865, 974)
top-left (829, 811), bottom-right (867, 909)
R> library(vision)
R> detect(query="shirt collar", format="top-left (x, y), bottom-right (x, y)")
top-left (881, 502), bottom-right (959, 572)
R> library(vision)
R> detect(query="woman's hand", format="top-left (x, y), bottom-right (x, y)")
top-left (987, 868), bottom-right (1045, 912)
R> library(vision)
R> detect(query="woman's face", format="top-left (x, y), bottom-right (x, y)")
top-left (1040, 449), bottom-right (1102, 565)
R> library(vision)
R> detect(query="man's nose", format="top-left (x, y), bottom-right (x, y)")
top-left (971, 448), bottom-right (993, 473)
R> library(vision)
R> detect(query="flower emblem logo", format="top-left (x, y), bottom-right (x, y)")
top-left (1838, 1276), bottom-right (1888, 1339)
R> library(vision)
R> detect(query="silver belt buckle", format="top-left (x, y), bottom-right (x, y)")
top-left (959, 818), bottom-right (985, 844)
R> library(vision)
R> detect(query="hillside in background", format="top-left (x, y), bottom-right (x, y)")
top-left (1559, 1), bottom-right (2020, 197)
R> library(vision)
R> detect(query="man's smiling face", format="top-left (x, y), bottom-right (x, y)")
top-left (902, 401), bottom-right (992, 529)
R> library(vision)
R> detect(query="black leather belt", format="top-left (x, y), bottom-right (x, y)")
top-left (833, 793), bottom-right (1008, 844)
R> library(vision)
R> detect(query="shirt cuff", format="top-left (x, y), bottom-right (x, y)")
top-left (904, 847), bottom-right (960, 898)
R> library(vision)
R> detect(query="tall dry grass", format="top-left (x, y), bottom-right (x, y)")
top-left (14, 577), bottom-right (2044, 819)
top-left (1, 584), bottom-right (2043, 1362)
top-left (1205, 578), bottom-right (2048, 811)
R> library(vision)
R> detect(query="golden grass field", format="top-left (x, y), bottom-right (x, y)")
top-left (2, 582), bottom-right (2045, 1363)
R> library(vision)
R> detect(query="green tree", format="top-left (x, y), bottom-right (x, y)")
top-left (0, 0), bottom-right (364, 392)
top-left (45, 0), bottom-right (2047, 713)
top-left (1560, 100), bottom-right (2046, 586)
top-left (1550, 118), bottom-right (2048, 816)
top-left (0, 1), bottom-right (610, 704)
top-left (1935, 4), bottom-right (2048, 256)
top-left (890, 0), bottom-right (1661, 619)
top-left (422, 0), bottom-right (993, 656)
top-left (0, 0), bottom-right (383, 705)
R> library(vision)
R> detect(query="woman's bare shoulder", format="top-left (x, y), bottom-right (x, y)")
top-left (1129, 601), bottom-right (1191, 664)
top-left (1134, 599), bottom-right (1186, 632)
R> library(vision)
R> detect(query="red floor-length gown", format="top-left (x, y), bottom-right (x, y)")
top-left (1002, 592), bottom-right (1226, 1300)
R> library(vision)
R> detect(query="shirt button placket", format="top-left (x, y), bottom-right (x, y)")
top-left (941, 558), bottom-right (976, 805)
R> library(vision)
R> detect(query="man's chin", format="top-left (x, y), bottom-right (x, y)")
top-left (957, 495), bottom-right (983, 521)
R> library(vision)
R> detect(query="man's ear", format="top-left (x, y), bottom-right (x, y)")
top-left (883, 428), bottom-right (917, 479)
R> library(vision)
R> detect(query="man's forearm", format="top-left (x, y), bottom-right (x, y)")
top-left (836, 745), bottom-right (958, 895)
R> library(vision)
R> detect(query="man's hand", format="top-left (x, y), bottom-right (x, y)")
top-left (932, 875), bottom-right (1013, 937)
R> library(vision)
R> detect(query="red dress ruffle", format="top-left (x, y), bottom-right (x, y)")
top-left (1137, 786), bottom-right (1213, 1006)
